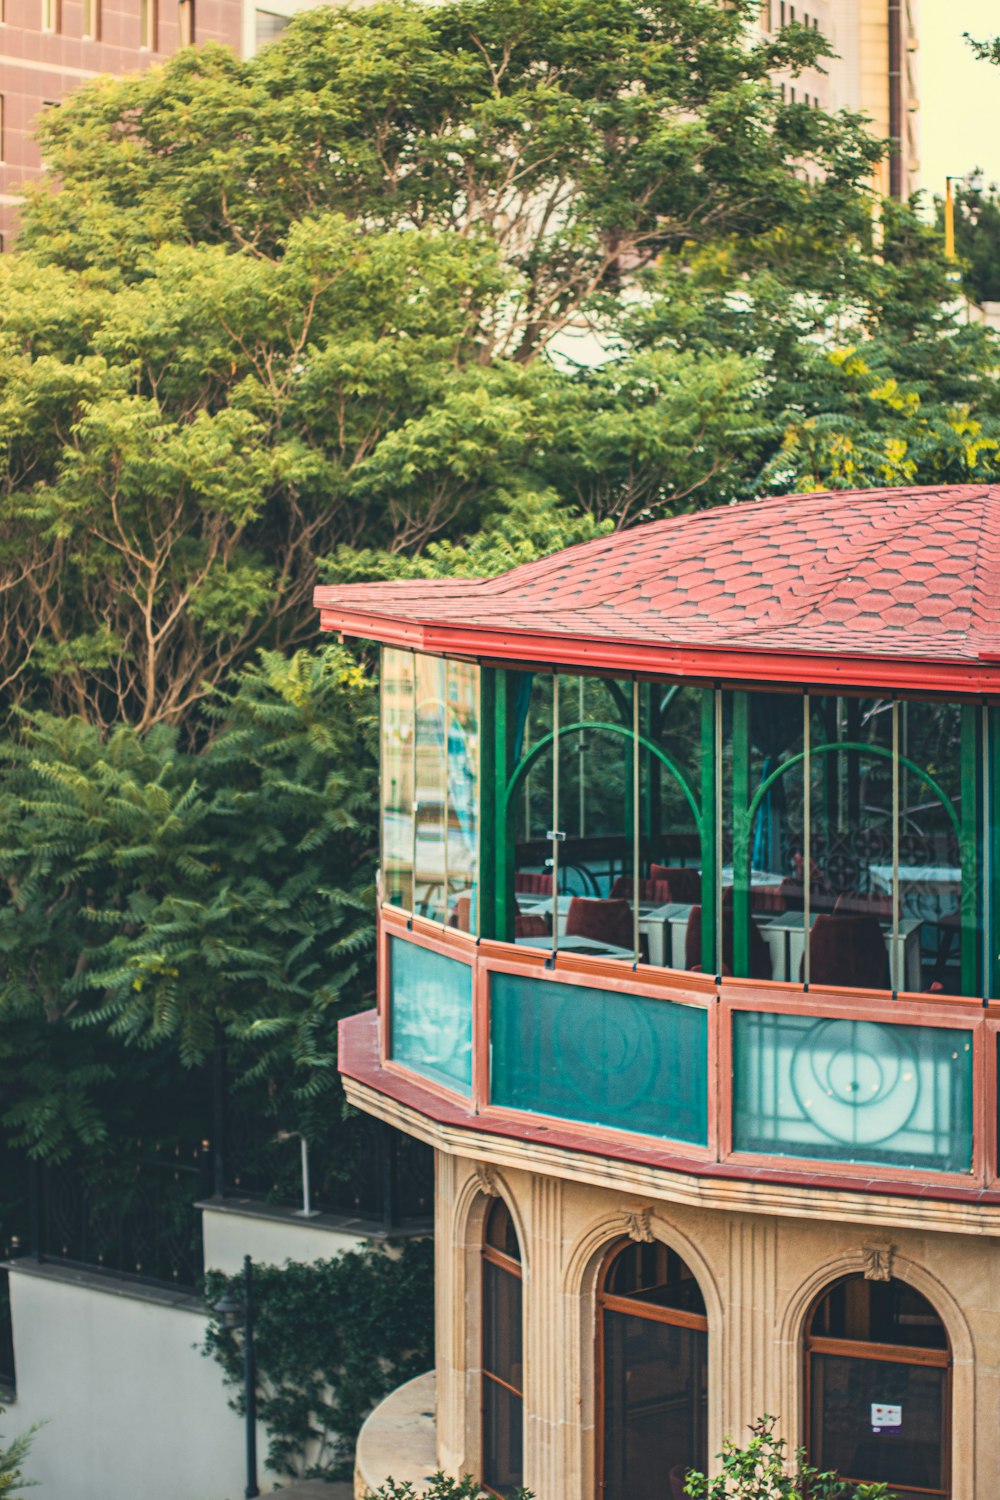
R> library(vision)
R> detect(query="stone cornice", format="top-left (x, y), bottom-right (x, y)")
top-left (342, 1074), bottom-right (1000, 1241)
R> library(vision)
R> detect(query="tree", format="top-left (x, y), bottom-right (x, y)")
top-left (23, 0), bottom-right (881, 360)
top-left (0, 644), bottom-right (375, 1164)
top-left (618, 197), bottom-right (1000, 496)
top-left (0, 0), bottom-right (895, 733)
top-left (684, 1416), bottom-right (892, 1500)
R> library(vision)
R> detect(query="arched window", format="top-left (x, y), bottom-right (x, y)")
top-left (598, 1239), bottom-right (708, 1500)
top-left (806, 1274), bottom-right (951, 1500)
top-left (482, 1197), bottom-right (523, 1497)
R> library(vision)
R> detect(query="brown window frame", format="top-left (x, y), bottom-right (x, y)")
top-left (596, 1237), bottom-right (709, 1500)
top-left (804, 1281), bottom-right (952, 1499)
top-left (481, 1205), bottom-right (524, 1499)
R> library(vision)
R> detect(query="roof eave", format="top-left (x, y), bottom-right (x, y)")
top-left (317, 606), bottom-right (1000, 697)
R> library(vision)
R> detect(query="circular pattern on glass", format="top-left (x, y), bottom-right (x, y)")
top-left (790, 1019), bottom-right (919, 1146)
top-left (553, 993), bottom-right (658, 1110)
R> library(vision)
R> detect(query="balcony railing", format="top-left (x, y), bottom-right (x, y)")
top-left (376, 906), bottom-right (997, 1189)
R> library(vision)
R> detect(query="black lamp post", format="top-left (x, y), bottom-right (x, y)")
top-left (214, 1254), bottom-right (259, 1500)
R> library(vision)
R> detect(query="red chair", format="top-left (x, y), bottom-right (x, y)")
top-left (833, 891), bottom-right (894, 918)
top-left (609, 876), bottom-right (675, 905)
top-left (515, 871), bottom-right (553, 896)
top-left (514, 912), bottom-right (550, 939)
top-left (751, 884), bottom-right (786, 913)
top-left (684, 901), bottom-right (772, 980)
top-left (803, 914), bottom-right (890, 990)
top-left (565, 897), bottom-right (634, 950)
top-left (649, 865), bottom-right (701, 903)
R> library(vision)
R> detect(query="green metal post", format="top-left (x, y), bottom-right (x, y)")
top-left (700, 689), bottom-right (718, 975)
top-left (732, 691), bottom-right (751, 977)
top-left (643, 681), bottom-right (661, 867)
top-left (960, 703), bottom-right (982, 998)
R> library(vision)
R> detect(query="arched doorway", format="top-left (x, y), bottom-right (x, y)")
top-left (481, 1197), bottom-right (523, 1497)
top-left (806, 1274), bottom-right (951, 1499)
top-left (598, 1239), bottom-right (708, 1500)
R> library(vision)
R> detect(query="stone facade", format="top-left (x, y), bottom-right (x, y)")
top-left (424, 1146), bottom-right (991, 1497)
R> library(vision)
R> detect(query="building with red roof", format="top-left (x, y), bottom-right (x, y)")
top-left (319, 485), bottom-right (994, 1500)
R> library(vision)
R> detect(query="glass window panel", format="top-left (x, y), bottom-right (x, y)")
top-left (811, 1276), bottom-right (947, 1350)
top-left (482, 1374), bottom-right (523, 1497)
top-left (512, 671), bottom-right (556, 929)
top-left (490, 973), bottom-right (708, 1144)
top-left (414, 655), bottom-right (448, 923)
top-left (483, 1260), bottom-right (523, 1387)
top-left (605, 1242), bottom-right (706, 1315)
top-left (810, 1353), bottom-right (947, 1498)
top-left (485, 1198), bottom-right (521, 1260)
top-left (445, 660), bottom-right (480, 934)
top-left (732, 1011), bottom-right (973, 1172)
top-left (898, 700), bottom-right (971, 995)
top-left (254, 7), bottom-right (289, 44)
top-left (389, 936), bottom-right (471, 1093)
top-left (643, 683), bottom-right (703, 874)
top-left (602, 1310), bottom-right (707, 1500)
top-left (381, 649), bottom-right (414, 911)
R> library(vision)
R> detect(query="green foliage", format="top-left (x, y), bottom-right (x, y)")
top-left (0, 644), bottom-right (375, 1163)
top-left (368, 1476), bottom-right (532, 1499)
top-left (204, 1241), bottom-right (435, 1481)
top-left (23, 0), bottom-right (880, 359)
top-left (935, 176), bottom-right (1000, 305)
top-left (684, 1416), bottom-right (892, 1500)
top-left (0, 1411), bottom-right (38, 1498)
top-left (626, 198), bottom-right (1000, 495)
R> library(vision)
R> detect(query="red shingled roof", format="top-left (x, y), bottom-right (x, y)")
top-left (314, 485), bottom-right (1000, 693)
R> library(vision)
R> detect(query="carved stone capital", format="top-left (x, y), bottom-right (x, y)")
top-left (623, 1205), bottom-right (654, 1243)
top-left (861, 1244), bottom-right (895, 1282)
top-left (473, 1162), bottom-right (500, 1198)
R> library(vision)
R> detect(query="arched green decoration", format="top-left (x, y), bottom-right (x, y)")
top-left (505, 719), bottom-right (701, 827)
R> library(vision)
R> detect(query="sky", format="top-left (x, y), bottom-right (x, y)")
top-left (920, 2), bottom-right (1000, 201)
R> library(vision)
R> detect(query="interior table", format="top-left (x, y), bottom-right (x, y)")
top-left (757, 911), bottom-right (923, 989)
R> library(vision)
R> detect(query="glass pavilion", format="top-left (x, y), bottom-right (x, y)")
top-left (318, 485), bottom-right (1000, 1500)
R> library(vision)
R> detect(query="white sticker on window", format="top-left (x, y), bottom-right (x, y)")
top-left (871, 1403), bottom-right (902, 1433)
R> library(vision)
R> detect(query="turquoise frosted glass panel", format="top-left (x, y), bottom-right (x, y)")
top-left (732, 1012), bottom-right (973, 1173)
top-left (390, 936), bottom-right (472, 1093)
top-left (490, 974), bottom-right (707, 1144)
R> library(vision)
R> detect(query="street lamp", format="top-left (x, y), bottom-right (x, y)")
top-left (213, 1254), bottom-right (259, 1500)
top-left (945, 170), bottom-right (986, 262)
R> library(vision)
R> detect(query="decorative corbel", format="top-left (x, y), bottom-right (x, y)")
top-left (623, 1205), bottom-right (654, 1243)
top-left (861, 1244), bottom-right (895, 1282)
top-left (474, 1162), bottom-right (500, 1198)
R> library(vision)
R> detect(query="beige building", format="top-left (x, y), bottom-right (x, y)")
top-left (318, 483), bottom-right (1000, 1500)
top-left (756, 0), bottom-right (920, 199)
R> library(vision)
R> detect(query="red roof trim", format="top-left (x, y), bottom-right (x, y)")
top-left (315, 485), bottom-right (1000, 692)
top-left (318, 605), bottom-right (1000, 695)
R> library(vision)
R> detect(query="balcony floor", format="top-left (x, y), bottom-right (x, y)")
top-left (354, 1370), bottom-right (437, 1499)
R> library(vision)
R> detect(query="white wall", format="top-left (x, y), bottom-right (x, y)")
top-left (202, 1202), bottom-right (372, 1274)
top-left (7, 1264), bottom-right (256, 1500)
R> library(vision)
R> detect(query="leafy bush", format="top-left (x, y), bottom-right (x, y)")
top-left (368, 1477), bottom-right (531, 1499)
top-left (205, 1240), bottom-right (434, 1481)
top-left (0, 1410), bottom-right (37, 1498)
top-left (684, 1416), bottom-right (894, 1499)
